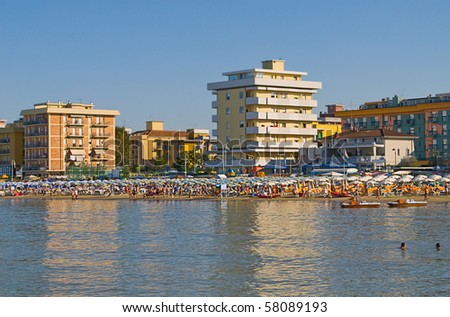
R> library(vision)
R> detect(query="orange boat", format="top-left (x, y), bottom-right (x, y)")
top-left (331, 191), bottom-right (352, 198)
top-left (340, 197), bottom-right (380, 208)
top-left (387, 199), bottom-right (427, 208)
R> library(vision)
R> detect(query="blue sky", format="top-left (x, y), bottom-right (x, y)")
top-left (1, 0), bottom-right (450, 131)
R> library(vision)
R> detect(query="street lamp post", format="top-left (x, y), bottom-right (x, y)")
top-left (392, 148), bottom-right (397, 166)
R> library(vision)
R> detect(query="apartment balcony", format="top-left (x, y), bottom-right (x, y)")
top-left (26, 154), bottom-right (48, 160)
top-left (0, 150), bottom-right (11, 155)
top-left (66, 133), bottom-right (84, 138)
top-left (246, 140), bottom-right (306, 149)
top-left (212, 129), bottom-right (217, 137)
top-left (27, 131), bottom-right (48, 136)
top-left (91, 156), bottom-right (109, 161)
top-left (212, 114), bottom-right (218, 123)
top-left (245, 111), bottom-right (316, 121)
top-left (91, 134), bottom-right (110, 139)
top-left (91, 122), bottom-right (109, 127)
top-left (25, 143), bottom-right (48, 148)
top-left (91, 145), bottom-right (108, 150)
top-left (24, 165), bottom-right (48, 171)
top-left (66, 144), bottom-right (85, 149)
top-left (246, 97), bottom-right (317, 108)
top-left (267, 127), bottom-right (317, 136)
top-left (211, 101), bottom-right (218, 109)
top-left (208, 77), bottom-right (322, 92)
top-left (346, 156), bottom-right (385, 164)
top-left (66, 121), bottom-right (84, 126)
top-left (23, 120), bottom-right (48, 126)
top-left (246, 126), bottom-right (317, 136)
top-left (245, 127), bottom-right (267, 134)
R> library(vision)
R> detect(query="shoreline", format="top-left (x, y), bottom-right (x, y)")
top-left (2, 194), bottom-right (450, 202)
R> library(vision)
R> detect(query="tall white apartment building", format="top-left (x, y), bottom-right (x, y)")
top-left (207, 59), bottom-right (322, 168)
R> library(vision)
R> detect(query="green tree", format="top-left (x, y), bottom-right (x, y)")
top-left (173, 150), bottom-right (208, 173)
top-left (398, 156), bottom-right (421, 167)
top-left (115, 126), bottom-right (131, 166)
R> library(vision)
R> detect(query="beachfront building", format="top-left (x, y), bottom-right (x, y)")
top-left (208, 59), bottom-right (322, 170)
top-left (130, 121), bottom-right (211, 169)
top-left (0, 119), bottom-right (24, 178)
top-left (20, 101), bottom-right (120, 177)
top-left (323, 129), bottom-right (416, 170)
top-left (335, 93), bottom-right (450, 162)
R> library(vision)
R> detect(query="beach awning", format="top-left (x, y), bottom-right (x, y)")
top-left (69, 155), bottom-right (85, 162)
top-left (91, 149), bottom-right (106, 156)
top-left (68, 149), bottom-right (85, 156)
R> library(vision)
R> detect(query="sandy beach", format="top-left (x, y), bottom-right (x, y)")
top-left (2, 193), bottom-right (450, 203)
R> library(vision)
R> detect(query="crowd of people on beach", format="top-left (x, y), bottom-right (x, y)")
top-left (1, 171), bottom-right (450, 199)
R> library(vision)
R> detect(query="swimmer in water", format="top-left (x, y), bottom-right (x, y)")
top-left (400, 242), bottom-right (406, 250)
top-left (436, 243), bottom-right (441, 250)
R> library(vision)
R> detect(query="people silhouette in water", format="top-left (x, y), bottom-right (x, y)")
top-left (400, 242), bottom-right (406, 250)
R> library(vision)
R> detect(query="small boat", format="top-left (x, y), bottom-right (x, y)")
top-left (258, 193), bottom-right (281, 199)
top-left (387, 199), bottom-right (427, 207)
top-left (340, 197), bottom-right (381, 208)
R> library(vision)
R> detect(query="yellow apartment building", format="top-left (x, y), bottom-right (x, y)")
top-left (317, 104), bottom-right (343, 139)
top-left (0, 119), bottom-right (24, 178)
top-left (207, 59), bottom-right (322, 168)
top-left (20, 101), bottom-right (120, 177)
top-left (130, 121), bottom-right (211, 168)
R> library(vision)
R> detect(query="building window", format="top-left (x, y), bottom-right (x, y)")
top-left (239, 121), bottom-right (244, 128)
top-left (226, 93), bottom-right (230, 100)
top-left (226, 107), bottom-right (230, 115)
top-left (226, 122), bottom-right (230, 129)
top-left (239, 106), bottom-right (244, 113)
top-left (239, 92), bottom-right (244, 99)
top-left (256, 73), bottom-right (263, 78)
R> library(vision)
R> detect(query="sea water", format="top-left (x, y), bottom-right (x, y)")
top-left (0, 198), bottom-right (449, 296)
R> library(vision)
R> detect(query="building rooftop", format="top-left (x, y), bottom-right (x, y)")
top-left (334, 128), bottom-right (415, 139)
top-left (131, 130), bottom-right (187, 138)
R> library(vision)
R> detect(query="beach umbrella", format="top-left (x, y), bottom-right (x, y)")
top-left (441, 177), bottom-right (450, 182)
top-left (373, 174), bottom-right (388, 182)
top-left (393, 170), bottom-right (412, 175)
top-left (360, 175), bottom-right (373, 182)
top-left (413, 175), bottom-right (428, 182)
top-left (347, 176), bottom-right (360, 182)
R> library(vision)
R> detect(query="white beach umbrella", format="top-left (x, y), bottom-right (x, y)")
top-left (373, 174), bottom-right (388, 182)
top-left (393, 170), bottom-right (412, 175)
top-left (360, 176), bottom-right (373, 182)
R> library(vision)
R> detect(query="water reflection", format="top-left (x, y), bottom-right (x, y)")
top-left (44, 199), bottom-right (120, 296)
top-left (247, 200), bottom-right (325, 296)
